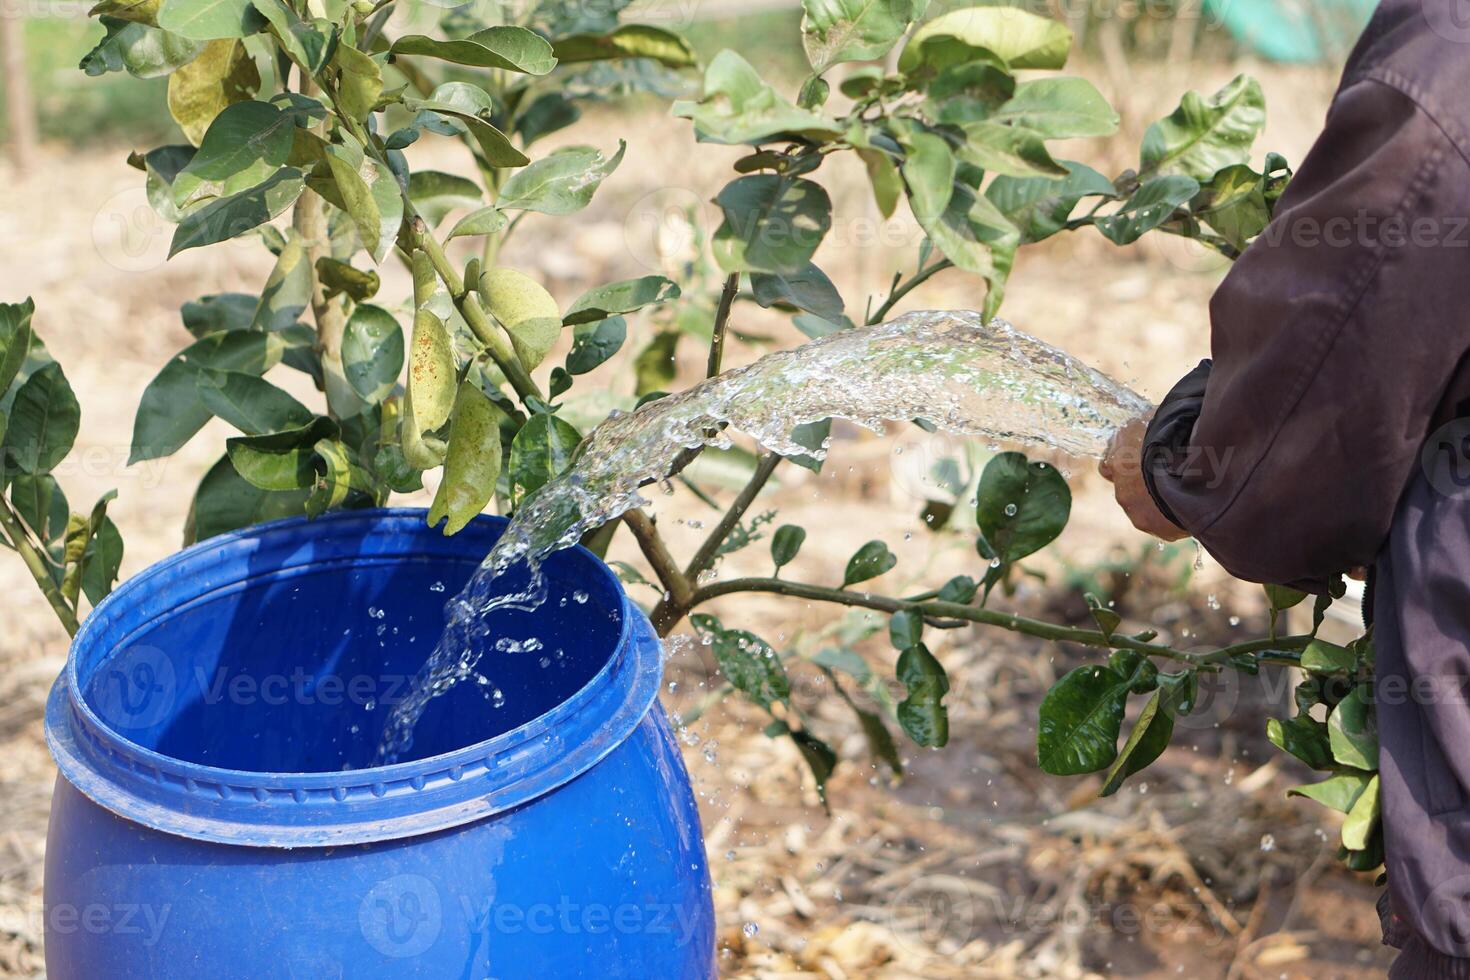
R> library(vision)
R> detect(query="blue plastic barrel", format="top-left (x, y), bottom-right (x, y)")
top-left (43, 509), bottom-right (714, 978)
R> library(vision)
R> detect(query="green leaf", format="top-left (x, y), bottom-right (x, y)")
top-left (406, 85), bottom-right (529, 168)
top-left (497, 141), bottom-right (625, 215)
top-left (1086, 593), bottom-right (1121, 638)
top-left (811, 646), bottom-right (871, 683)
top-left (1301, 638), bottom-right (1357, 674)
top-left (171, 100), bottom-right (295, 208)
top-left (390, 27), bottom-right (556, 74)
top-left (691, 614), bottom-right (791, 710)
top-left (167, 38), bottom-right (260, 145)
top-left (1093, 175), bottom-right (1199, 246)
top-left (843, 539), bottom-right (896, 587)
top-left (858, 146), bottom-right (902, 219)
top-left (304, 438), bottom-right (372, 517)
top-left (2, 363), bottom-right (80, 476)
top-left (1341, 774), bottom-right (1381, 851)
top-left (225, 416), bottom-right (335, 490)
top-left (901, 7), bottom-right (1072, 71)
top-left (672, 50), bottom-right (842, 146)
top-left (800, 0), bottom-right (929, 72)
top-left (317, 258), bottom-right (380, 303)
top-left (10, 473), bottom-right (69, 546)
top-left (429, 382), bottom-right (507, 535)
top-left (446, 207), bottom-right (508, 241)
top-left (790, 729), bottom-right (837, 806)
top-left (509, 411), bottom-right (581, 501)
top-left (478, 268), bottom-right (562, 371)
top-left (79, 511), bottom-right (125, 606)
top-left (251, 232), bottom-right (312, 331)
top-left (750, 263), bottom-right (845, 324)
top-left (955, 121), bottom-right (1067, 178)
top-left (633, 332), bottom-right (679, 396)
top-left (89, 0), bottom-right (161, 25)
top-left (186, 453), bottom-right (309, 544)
top-left (914, 164), bottom-right (1019, 301)
top-left (552, 25), bottom-right (697, 68)
top-left (896, 126), bottom-right (955, 227)
top-left (986, 161), bottom-right (1115, 243)
top-left (408, 170), bottom-right (483, 230)
top-left (170, 168), bottom-right (305, 256)
top-left (181, 292), bottom-right (254, 336)
top-left (785, 418), bottom-right (832, 473)
top-left (565, 317), bottom-right (627, 375)
top-left (341, 305), bottom-right (404, 404)
top-left (713, 175), bottom-right (833, 275)
top-left (564, 276), bottom-right (680, 326)
top-left (1264, 581), bottom-right (1311, 614)
top-left (1097, 671), bottom-right (1193, 796)
top-left (1327, 687), bottom-right (1379, 771)
top-left (896, 643), bottom-right (949, 747)
top-left (333, 44), bottom-right (383, 124)
top-left (0, 299), bottom-right (35, 399)
top-left (993, 77), bottom-right (1118, 139)
top-left (975, 452), bottom-right (1071, 563)
top-left (195, 369), bottom-right (312, 434)
top-left (1141, 74), bottom-right (1265, 180)
top-left (1194, 163), bottom-right (1271, 250)
top-left (157, 0), bottom-right (259, 40)
top-left (1289, 772), bottom-right (1373, 814)
top-left (937, 575), bottom-right (977, 603)
top-left (771, 524), bottom-right (806, 570)
top-left (250, 0), bottom-right (329, 73)
top-left (130, 330), bottom-right (284, 463)
top-left (80, 17), bottom-right (207, 79)
top-left (889, 609), bottom-right (923, 649)
top-left (1036, 651), bottom-right (1155, 775)
top-left (323, 145), bottom-right (382, 260)
top-left (1267, 714), bottom-right (1334, 770)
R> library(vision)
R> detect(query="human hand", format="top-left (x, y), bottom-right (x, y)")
top-left (1099, 417), bottom-right (1189, 542)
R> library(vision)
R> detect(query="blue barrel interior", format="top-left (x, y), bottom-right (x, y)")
top-left (79, 528), bottom-right (625, 773)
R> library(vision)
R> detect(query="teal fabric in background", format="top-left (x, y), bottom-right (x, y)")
top-left (1206, 0), bottom-right (1379, 62)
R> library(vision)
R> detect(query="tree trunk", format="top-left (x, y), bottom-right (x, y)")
top-left (0, 10), bottom-right (38, 174)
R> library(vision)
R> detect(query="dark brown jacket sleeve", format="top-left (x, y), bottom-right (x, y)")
top-left (1143, 77), bottom-right (1470, 588)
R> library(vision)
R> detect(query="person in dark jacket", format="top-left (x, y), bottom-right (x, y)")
top-left (1100, 1), bottom-right (1470, 975)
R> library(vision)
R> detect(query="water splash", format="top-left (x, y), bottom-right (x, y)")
top-left (374, 311), bottom-right (1150, 762)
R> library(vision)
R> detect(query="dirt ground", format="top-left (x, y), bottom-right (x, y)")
top-left (0, 56), bottom-right (1399, 978)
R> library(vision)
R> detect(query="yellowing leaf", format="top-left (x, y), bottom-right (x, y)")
top-left (428, 382), bottom-right (507, 535)
top-left (478, 268), bottom-right (562, 371)
top-left (166, 39), bottom-right (259, 145)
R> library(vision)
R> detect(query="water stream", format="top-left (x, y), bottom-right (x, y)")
top-left (374, 311), bottom-right (1152, 763)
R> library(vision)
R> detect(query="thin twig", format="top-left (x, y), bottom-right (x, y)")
top-left (683, 453), bottom-right (782, 582)
top-left (867, 258), bottom-right (953, 325)
top-left (0, 498), bottom-right (77, 636)
top-left (706, 272), bottom-right (740, 378)
top-left (686, 576), bottom-right (1312, 666)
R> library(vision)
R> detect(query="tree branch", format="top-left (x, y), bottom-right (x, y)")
top-left (706, 272), bottom-right (740, 378)
top-left (0, 498), bottom-right (78, 637)
top-left (867, 258), bottom-right (953, 325)
top-left (410, 218), bottom-right (544, 403)
top-left (624, 509), bottom-right (693, 612)
top-left (685, 575), bottom-right (1311, 667)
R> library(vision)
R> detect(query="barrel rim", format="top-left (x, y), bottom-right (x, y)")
top-left (44, 508), bottom-right (663, 848)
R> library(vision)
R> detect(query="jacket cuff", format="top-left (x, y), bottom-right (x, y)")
top-left (1382, 887), bottom-right (1470, 978)
top-left (1140, 359), bottom-right (1213, 532)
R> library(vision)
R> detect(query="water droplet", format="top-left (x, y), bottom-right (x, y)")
top-left (1260, 834), bottom-right (1276, 852)
top-left (429, 581), bottom-right (446, 593)
top-left (742, 922), bottom-right (759, 938)
top-left (1004, 502), bottom-right (1018, 517)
